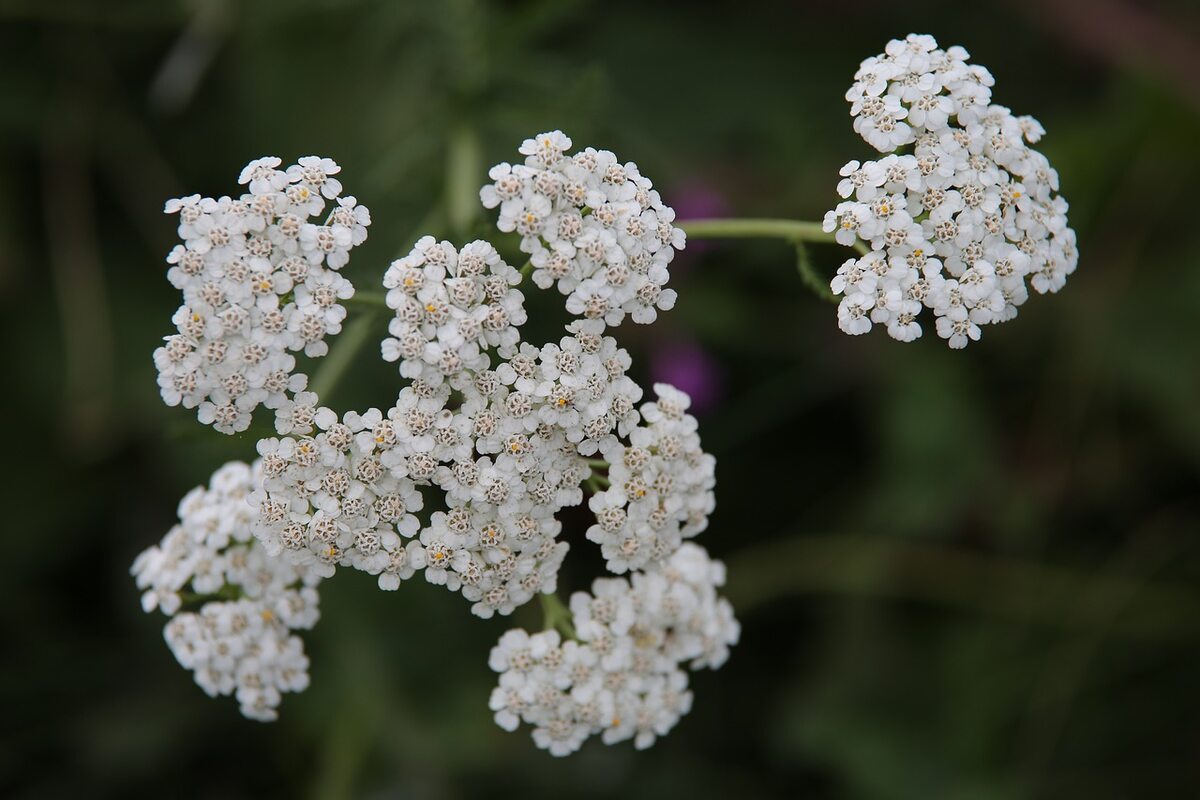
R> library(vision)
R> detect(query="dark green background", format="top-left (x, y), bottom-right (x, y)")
top-left (3, 0), bottom-right (1199, 797)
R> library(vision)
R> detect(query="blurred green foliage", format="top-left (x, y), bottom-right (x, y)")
top-left (2, 0), bottom-right (1199, 797)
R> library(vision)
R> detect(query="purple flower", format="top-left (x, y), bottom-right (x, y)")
top-left (649, 339), bottom-right (724, 415)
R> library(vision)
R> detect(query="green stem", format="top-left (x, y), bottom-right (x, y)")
top-left (681, 217), bottom-right (828, 241)
top-left (310, 309), bottom-right (379, 403)
top-left (795, 242), bottom-right (836, 303)
top-left (518, 257), bottom-right (534, 279)
top-left (342, 290), bottom-right (390, 309)
top-left (445, 123), bottom-right (482, 238)
top-left (179, 583), bottom-right (244, 607)
top-left (680, 217), bottom-right (870, 256)
top-left (539, 592), bottom-right (577, 639)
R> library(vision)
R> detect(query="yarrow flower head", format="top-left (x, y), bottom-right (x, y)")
top-left (155, 156), bottom-right (370, 433)
top-left (139, 136), bottom-right (734, 754)
top-left (487, 544), bottom-right (739, 756)
top-left (823, 34), bottom-right (1078, 347)
top-left (480, 131), bottom-right (685, 328)
top-left (131, 461), bottom-right (322, 720)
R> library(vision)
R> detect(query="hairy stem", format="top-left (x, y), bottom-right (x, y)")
top-left (795, 242), bottom-right (836, 303)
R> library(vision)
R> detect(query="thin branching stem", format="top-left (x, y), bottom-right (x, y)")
top-left (539, 592), bottom-right (577, 639)
top-left (680, 217), bottom-right (870, 255)
top-left (309, 309), bottom-right (379, 402)
top-left (342, 290), bottom-right (389, 309)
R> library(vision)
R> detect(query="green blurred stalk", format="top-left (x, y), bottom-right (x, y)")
top-left (681, 217), bottom-right (871, 256)
top-left (309, 310), bottom-right (379, 403)
top-left (343, 290), bottom-right (389, 308)
top-left (682, 218), bottom-right (829, 241)
top-left (445, 124), bottom-right (482, 238)
top-left (540, 592), bottom-right (577, 639)
top-left (725, 534), bottom-right (1200, 641)
top-left (795, 241), bottom-right (836, 302)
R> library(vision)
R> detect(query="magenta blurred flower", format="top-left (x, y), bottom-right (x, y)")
top-left (649, 339), bottom-right (724, 414)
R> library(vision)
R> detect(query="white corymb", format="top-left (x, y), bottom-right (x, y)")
top-left (249, 377), bottom-right (589, 618)
top-left (155, 156), bottom-right (371, 433)
top-left (586, 384), bottom-right (716, 574)
top-left (824, 34), bottom-right (1078, 347)
top-left (162, 596), bottom-right (315, 721)
top-left (380, 237), bottom-right (527, 388)
top-left (423, 503), bottom-right (570, 619)
top-left (480, 131), bottom-right (684, 329)
top-left (487, 543), bottom-right (739, 755)
top-left (252, 403), bottom-right (428, 587)
top-left (131, 460), bottom-right (322, 721)
top-left (141, 133), bottom-right (731, 752)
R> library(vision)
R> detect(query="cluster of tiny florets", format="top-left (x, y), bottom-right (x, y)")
top-left (139, 135), bottom-right (736, 746)
top-left (131, 461), bottom-right (321, 720)
top-left (488, 544), bottom-right (739, 755)
top-left (250, 381), bottom-right (578, 618)
top-left (155, 156), bottom-right (370, 433)
top-left (480, 131), bottom-right (685, 328)
top-left (381, 237), bottom-right (527, 386)
top-left (824, 34), bottom-right (1078, 347)
top-left (587, 384), bottom-right (716, 574)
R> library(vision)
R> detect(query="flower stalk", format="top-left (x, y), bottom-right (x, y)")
top-left (539, 592), bottom-right (577, 639)
top-left (680, 217), bottom-right (870, 256)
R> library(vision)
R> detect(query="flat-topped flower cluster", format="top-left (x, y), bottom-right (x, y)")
top-left (155, 156), bottom-right (370, 434)
top-left (824, 34), bottom-right (1078, 347)
top-left (137, 135), bottom-right (737, 756)
top-left (489, 544), bottom-right (738, 755)
top-left (132, 461), bottom-right (321, 721)
top-left (481, 131), bottom-right (682, 327)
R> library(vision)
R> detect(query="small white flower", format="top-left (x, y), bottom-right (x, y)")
top-left (238, 156), bottom-right (288, 195)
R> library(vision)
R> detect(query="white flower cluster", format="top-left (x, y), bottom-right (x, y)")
top-left (131, 461), bottom-right (322, 720)
top-left (140, 136), bottom-right (735, 752)
top-left (381, 237), bottom-right (527, 385)
top-left (252, 316), bottom-right (654, 617)
top-left (488, 544), bottom-right (739, 756)
top-left (480, 131), bottom-right (685, 328)
top-left (155, 156), bottom-right (371, 433)
top-left (587, 384), bottom-right (716, 573)
top-left (823, 34), bottom-right (1078, 347)
top-left (250, 381), bottom-right (582, 618)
